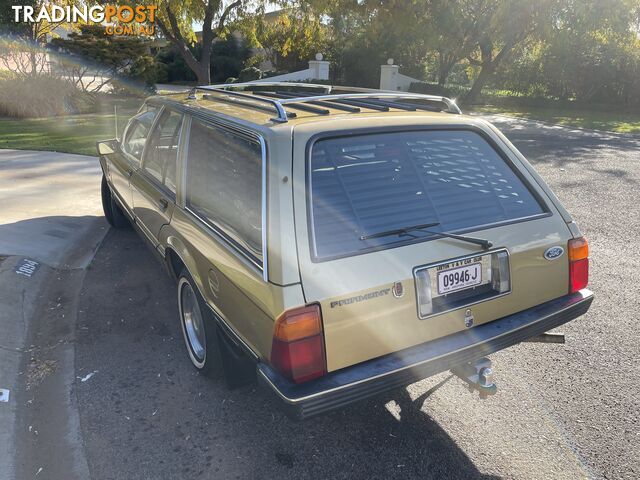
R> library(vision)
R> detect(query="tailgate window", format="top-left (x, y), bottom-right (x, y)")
top-left (308, 129), bottom-right (546, 260)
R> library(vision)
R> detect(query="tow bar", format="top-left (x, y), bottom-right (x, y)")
top-left (452, 332), bottom-right (566, 398)
top-left (451, 357), bottom-right (497, 399)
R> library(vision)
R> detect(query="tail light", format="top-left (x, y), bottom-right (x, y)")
top-left (270, 304), bottom-right (326, 383)
top-left (568, 237), bottom-right (589, 293)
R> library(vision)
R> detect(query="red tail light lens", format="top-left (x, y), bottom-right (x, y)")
top-left (568, 237), bottom-right (589, 293)
top-left (270, 305), bottom-right (326, 383)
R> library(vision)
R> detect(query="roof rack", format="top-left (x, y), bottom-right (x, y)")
top-left (189, 82), bottom-right (462, 123)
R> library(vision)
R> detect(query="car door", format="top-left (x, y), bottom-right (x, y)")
top-left (130, 107), bottom-right (184, 246)
top-left (109, 107), bottom-right (159, 214)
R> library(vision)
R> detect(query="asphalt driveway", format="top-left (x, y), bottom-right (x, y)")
top-left (3, 116), bottom-right (639, 479)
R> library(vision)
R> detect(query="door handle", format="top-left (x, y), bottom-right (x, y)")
top-left (157, 198), bottom-right (169, 211)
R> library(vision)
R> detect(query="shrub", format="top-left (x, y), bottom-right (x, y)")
top-left (0, 74), bottom-right (94, 118)
top-left (237, 66), bottom-right (262, 82)
top-left (409, 82), bottom-right (470, 99)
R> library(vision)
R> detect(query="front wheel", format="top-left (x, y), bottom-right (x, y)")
top-left (101, 175), bottom-right (129, 228)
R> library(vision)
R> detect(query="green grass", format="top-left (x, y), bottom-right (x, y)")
top-left (0, 96), bottom-right (144, 156)
top-left (472, 104), bottom-right (640, 134)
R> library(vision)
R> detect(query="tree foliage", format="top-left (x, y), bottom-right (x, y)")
top-left (293, 0), bottom-right (640, 104)
top-left (156, 35), bottom-right (252, 83)
top-left (250, 10), bottom-right (327, 72)
top-left (154, 0), bottom-right (248, 84)
top-left (50, 24), bottom-right (158, 93)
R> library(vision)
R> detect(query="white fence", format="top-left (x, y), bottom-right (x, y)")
top-left (380, 59), bottom-right (421, 91)
top-left (257, 54), bottom-right (330, 83)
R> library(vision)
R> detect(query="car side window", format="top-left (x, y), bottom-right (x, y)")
top-left (185, 119), bottom-right (263, 264)
top-left (142, 108), bottom-right (183, 194)
top-left (122, 109), bottom-right (158, 162)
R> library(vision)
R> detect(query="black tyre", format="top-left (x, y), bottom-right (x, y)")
top-left (101, 175), bottom-right (129, 228)
top-left (177, 268), bottom-right (255, 387)
top-left (177, 269), bottom-right (224, 378)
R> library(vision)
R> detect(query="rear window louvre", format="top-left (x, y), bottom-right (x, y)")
top-left (308, 129), bottom-right (547, 260)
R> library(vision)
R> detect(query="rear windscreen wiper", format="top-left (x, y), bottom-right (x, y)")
top-left (360, 222), bottom-right (493, 250)
top-left (359, 222), bottom-right (441, 241)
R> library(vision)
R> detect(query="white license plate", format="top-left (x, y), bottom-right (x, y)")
top-left (437, 262), bottom-right (482, 295)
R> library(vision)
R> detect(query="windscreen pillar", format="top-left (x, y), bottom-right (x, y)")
top-left (309, 53), bottom-right (330, 81)
top-left (380, 59), bottom-right (399, 91)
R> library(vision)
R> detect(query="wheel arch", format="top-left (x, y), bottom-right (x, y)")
top-left (161, 228), bottom-right (261, 363)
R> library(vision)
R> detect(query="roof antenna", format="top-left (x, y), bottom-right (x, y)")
top-left (114, 104), bottom-right (119, 141)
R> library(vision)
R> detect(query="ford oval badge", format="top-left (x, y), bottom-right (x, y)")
top-left (544, 246), bottom-right (564, 261)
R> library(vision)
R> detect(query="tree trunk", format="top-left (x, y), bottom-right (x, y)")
top-left (195, 61), bottom-right (210, 85)
top-left (438, 62), bottom-right (451, 86)
top-left (465, 64), bottom-right (493, 104)
top-left (465, 36), bottom-right (519, 104)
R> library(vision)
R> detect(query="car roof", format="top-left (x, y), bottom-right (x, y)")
top-left (147, 82), bottom-right (472, 131)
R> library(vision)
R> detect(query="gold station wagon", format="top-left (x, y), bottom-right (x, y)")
top-left (97, 82), bottom-right (593, 419)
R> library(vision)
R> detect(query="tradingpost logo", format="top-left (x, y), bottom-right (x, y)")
top-left (11, 4), bottom-right (158, 36)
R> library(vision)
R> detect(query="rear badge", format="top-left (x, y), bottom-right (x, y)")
top-left (544, 246), bottom-right (565, 261)
top-left (392, 281), bottom-right (404, 298)
top-left (464, 309), bottom-right (474, 328)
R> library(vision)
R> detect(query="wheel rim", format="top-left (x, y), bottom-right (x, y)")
top-left (180, 280), bottom-right (206, 364)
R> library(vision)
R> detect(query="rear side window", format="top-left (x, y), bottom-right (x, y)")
top-left (309, 130), bottom-right (546, 260)
top-left (185, 119), bottom-right (263, 264)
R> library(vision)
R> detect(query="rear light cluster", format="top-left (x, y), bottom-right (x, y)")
top-left (568, 237), bottom-right (589, 293)
top-left (270, 304), bottom-right (326, 383)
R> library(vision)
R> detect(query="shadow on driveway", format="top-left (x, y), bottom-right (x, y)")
top-left (74, 228), bottom-right (499, 480)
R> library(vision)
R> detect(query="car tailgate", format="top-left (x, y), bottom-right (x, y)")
top-left (298, 215), bottom-right (572, 371)
top-left (291, 119), bottom-right (575, 372)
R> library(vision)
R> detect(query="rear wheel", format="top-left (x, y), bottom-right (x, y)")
top-left (177, 268), bottom-right (255, 386)
top-left (101, 175), bottom-right (129, 228)
top-left (177, 269), bottom-right (223, 378)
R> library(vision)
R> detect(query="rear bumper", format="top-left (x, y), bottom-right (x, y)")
top-left (258, 289), bottom-right (593, 420)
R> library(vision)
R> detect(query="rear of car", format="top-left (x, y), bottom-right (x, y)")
top-left (259, 115), bottom-right (592, 418)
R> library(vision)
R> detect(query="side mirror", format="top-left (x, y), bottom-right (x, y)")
top-left (96, 139), bottom-right (119, 156)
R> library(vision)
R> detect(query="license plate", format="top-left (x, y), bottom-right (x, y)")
top-left (437, 262), bottom-right (482, 295)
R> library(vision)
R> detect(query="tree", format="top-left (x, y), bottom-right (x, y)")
top-left (0, 0), bottom-right (78, 76)
top-left (251, 10), bottom-right (327, 72)
top-left (423, 0), bottom-right (488, 86)
top-left (50, 24), bottom-right (158, 93)
top-left (492, 0), bottom-right (640, 104)
top-left (154, 0), bottom-right (245, 84)
top-left (156, 35), bottom-right (252, 83)
top-left (300, 0), bottom-right (430, 86)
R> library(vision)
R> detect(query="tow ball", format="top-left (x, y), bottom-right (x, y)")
top-left (451, 357), bottom-right (497, 399)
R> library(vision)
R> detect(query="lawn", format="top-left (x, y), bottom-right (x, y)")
top-left (0, 96), bottom-right (144, 156)
top-left (472, 104), bottom-right (640, 134)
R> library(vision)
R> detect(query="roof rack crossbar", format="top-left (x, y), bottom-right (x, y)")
top-left (274, 90), bottom-right (388, 111)
top-left (360, 98), bottom-right (442, 112)
top-left (190, 83), bottom-right (462, 123)
top-left (330, 98), bottom-right (390, 111)
top-left (279, 93), bottom-right (461, 114)
top-left (256, 91), bottom-right (331, 115)
top-left (271, 91), bottom-right (361, 113)
top-left (358, 98), bottom-right (418, 112)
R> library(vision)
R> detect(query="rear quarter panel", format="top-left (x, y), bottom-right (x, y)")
top-left (159, 201), bottom-right (304, 361)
